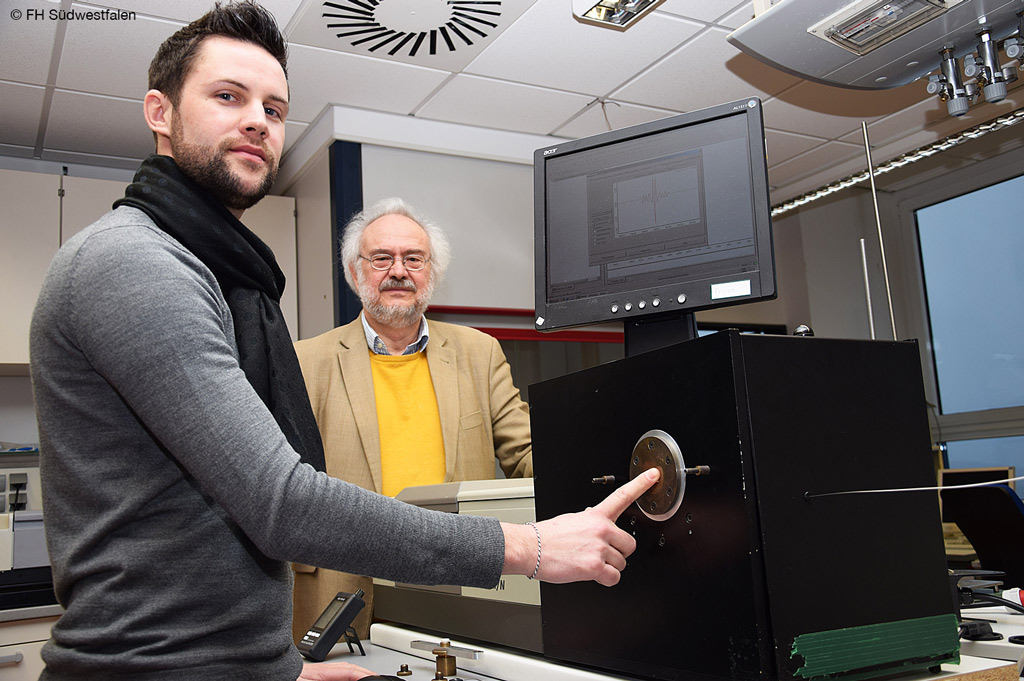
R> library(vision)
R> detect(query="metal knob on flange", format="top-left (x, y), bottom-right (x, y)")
top-left (628, 429), bottom-right (709, 521)
top-left (630, 429), bottom-right (684, 520)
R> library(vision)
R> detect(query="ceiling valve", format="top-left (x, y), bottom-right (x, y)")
top-left (927, 46), bottom-right (977, 116)
top-left (963, 29), bottom-right (1017, 103)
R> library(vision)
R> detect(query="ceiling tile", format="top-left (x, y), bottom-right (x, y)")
top-left (0, 144), bottom-right (35, 160)
top-left (258, 0), bottom-right (304, 29)
top-left (767, 140), bottom-right (863, 191)
top-left (957, 129), bottom-right (1024, 161)
top-left (64, 0), bottom-right (257, 23)
top-left (0, 83), bottom-right (46, 147)
top-left (869, 129), bottom-right (980, 176)
top-left (287, 0), bottom-right (538, 72)
top-left (0, 0), bottom-right (61, 84)
top-left (613, 27), bottom-right (801, 112)
top-left (846, 78), bottom-right (1024, 152)
top-left (39, 147), bottom-right (145, 171)
top-left (842, 97), bottom-right (950, 149)
top-left (765, 129), bottom-right (826, 166)
top-left (416, 75), bottom-right (594, 135)
top-left (45, 91), bottom-right (152, 160)
top-left (657, 0), bottom-right (749, 24)
top-left (762, 80), bottom-right (932, 140)
top-left (552, 101), bottom-right (678, 139)
top-left (283, 120), bottom-right (309, 156)
top-left (286, 44), bottom-right (452, 122)
top-left (717, 3), bottom-right (757, 30)
top-left (83, 0), bottom-right (226, 21)
top-left (0, 0), bottom-right (1013, 202)
top-left (56, 10), bottom-right (182, 98)
top-left (835, 79), bottom-right (1024, 163)
top-left (877, 121), bottom-right (1024, 193)
top-left (49, 0), bottom-right (300, 26)
top-left (879, 127), bottom-right (974, 154)
top-left (465, 7), bottom-right (702, 96)
top-left (847, 110), bottom-right (1024, 174)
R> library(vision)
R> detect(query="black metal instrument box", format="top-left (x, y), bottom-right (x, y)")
top-left (531, 331), bottom-right (957, 681)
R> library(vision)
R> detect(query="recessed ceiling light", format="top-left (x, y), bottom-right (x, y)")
top-left (572, 0), bottom-right (663, 29)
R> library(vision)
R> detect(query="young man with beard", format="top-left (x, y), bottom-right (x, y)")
top-left (291, 198), bottom-right (532, 642)
top-left (29, 2), bottom-right (658, 680)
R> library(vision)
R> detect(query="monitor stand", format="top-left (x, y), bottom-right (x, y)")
top-left (624, 311), bottom-right (698, 357)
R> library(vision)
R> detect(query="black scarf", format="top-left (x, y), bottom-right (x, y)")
top-left (115, 154), bottom-right (326, 473)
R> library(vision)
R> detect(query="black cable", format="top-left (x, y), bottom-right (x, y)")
top-left (970, 591), bottom-right (1024, 616)
top-left (9, 482), bottom-right (26, 515)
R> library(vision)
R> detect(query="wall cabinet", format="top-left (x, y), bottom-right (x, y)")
top-left (0, 168), bottom-right (297, 371)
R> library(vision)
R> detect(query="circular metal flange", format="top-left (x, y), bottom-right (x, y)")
top-left (629, 429), bottom-right (685, 521)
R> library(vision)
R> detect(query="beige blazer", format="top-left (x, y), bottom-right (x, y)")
top-left (290, 317), bottom-right (532, 642)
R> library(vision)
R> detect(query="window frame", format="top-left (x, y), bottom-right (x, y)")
top-left (890, 145), bottom-right (1024, 451)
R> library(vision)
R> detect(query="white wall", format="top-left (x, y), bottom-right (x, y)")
top-left (780, 189), bottom-right (894, 340)
top-left (0, 376), bottom-right (39, 444)
top-left (0, 167), bottom-right (296, 440)
top-left (776, 142), bottom-right (1024, 352)
top-left (287, 143), bottom-right (537, 340)
top-left (361, 144), bottom-right (535, 310)
top-left (287, 149), bottom-right (334, 340)
top-left (290, 140), bottom-right (809, 336)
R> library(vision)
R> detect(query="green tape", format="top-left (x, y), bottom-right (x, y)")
top-left (791, 614), bottom-right (960, 680)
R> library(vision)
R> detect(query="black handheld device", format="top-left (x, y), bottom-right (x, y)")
top-left (297, 589), bottom-right (366, 662)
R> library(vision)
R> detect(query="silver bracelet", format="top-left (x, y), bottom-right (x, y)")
top-left (525, 522), bottom-right (541, 580)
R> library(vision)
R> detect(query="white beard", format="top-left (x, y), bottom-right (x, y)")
top-left (357, 273), bottom-right (435, 328)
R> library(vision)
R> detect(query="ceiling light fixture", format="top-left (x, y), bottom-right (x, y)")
top-left (572, 0), bottom-right (663, 29)
top-left (771, 105), bottom-right (1024, 216)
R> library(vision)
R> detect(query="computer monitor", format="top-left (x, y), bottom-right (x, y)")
top-left (939, 466), bottom-right (1017, 521)
top-left (533, 97), bottom-right (776, 356)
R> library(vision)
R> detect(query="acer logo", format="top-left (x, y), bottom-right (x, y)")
top-left (543, 148), bottom-right (558, 155)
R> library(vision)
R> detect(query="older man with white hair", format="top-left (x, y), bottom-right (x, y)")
top-left (291, 197), bottom-right (532, 642)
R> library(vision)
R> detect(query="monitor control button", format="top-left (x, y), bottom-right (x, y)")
top-left (624, 303), bottom-right (633, 311)
top-left (652, 297), bottom-right (660, 307)
top-left (611, 304), bottom-right (619, 314)
top-left (677, 294), bottom-right (687, 304)
top-left (638, 300), bottom-right (646, 309)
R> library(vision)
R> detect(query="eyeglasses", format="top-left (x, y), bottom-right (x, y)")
top-left (360, 254), bottom-right (430, 272)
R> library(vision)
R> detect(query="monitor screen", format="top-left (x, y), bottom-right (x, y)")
top-left (939, 466), bottom-right (1017, 521)
top-left (534, 98), bottom-right (776, 348)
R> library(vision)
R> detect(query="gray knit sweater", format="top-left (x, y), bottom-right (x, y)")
top-left (29, 207), bottom-right (504, 680)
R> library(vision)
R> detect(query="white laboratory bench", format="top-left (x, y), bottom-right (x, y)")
top-left (308, 624), bottom-right (1021, 681)
top-left (3, 614), bottom-right (1018, 681)
top-left (960, 606), bottom-right (1024, 664)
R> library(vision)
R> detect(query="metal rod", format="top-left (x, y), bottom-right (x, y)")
top-left (859, 238), bottom-right (876, 340)
top-left (861, 122), bottom-right (898, 340)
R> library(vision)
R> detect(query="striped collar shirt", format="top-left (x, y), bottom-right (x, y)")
top-left (360, 312), bottom-right (429, 356)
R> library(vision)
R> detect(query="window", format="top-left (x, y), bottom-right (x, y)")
top-left (944, 436), bottom-right (1023, 477)
top-left (915, 174), bottom-right (1024, 414)
top-left (913, 171), bottom-right (1024, 495)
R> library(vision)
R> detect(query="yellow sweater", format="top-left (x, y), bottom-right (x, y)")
top-left (369, 351), bottom-right (446, 497)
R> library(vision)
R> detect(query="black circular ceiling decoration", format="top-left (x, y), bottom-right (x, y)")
top-left (321, 0), bottom-right (504, 58)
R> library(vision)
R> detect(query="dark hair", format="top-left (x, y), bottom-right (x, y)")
top-left (148, 1), bottom-right (287, 107)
